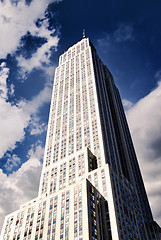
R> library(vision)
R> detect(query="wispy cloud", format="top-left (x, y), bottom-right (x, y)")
top-left (97, 23), bottom-right (135, 51)
top-left (126, 75), bottom-right (161, 225)
top-left (0, 143), bottom-right (43, 232)
top-left (4, 154), bottom-right (21, 172)
top-left (113, 24), bottom-right (135, 42)
top-left (155, 69), bottom-right (161, 82)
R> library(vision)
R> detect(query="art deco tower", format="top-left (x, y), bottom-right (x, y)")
top-left (1, 35), bottom-right (160, 240)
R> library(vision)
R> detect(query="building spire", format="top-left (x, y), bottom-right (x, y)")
top-left (83, 29), bottom-right (86, 38)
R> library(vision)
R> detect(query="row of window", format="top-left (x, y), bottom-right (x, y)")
top-left (41, 154), bottom-right (86, 194)
top-left (59, 39), bottom-right (89, 64)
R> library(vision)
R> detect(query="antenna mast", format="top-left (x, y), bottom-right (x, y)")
top-left (83, 29), bottom-right (86, 38)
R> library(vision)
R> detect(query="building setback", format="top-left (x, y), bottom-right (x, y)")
top-left (1, 35), bottom-right (161, 240)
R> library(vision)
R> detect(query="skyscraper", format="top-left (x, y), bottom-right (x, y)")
top-left (1, 35), bottom-right (161, 240)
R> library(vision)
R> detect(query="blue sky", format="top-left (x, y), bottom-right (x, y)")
top-left (0, 0), bottom-right (161, 231)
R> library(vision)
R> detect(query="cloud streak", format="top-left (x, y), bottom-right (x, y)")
top-left (114, 23), bottom-right (135, 42)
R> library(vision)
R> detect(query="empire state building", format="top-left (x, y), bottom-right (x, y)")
top-left (1, 35), bottom-right (160, 240)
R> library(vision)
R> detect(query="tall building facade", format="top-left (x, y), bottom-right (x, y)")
top-left (1, 36), bottom-right (160, 240)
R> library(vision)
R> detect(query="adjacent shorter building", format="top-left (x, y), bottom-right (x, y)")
top-left (1, 35), bottom-right (161, 240)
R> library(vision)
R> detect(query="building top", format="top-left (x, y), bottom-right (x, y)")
top-left (58, 37), bottom-right (90, 65)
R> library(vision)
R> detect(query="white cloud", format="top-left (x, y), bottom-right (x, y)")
top-left (0, 0), bottom-right (61, 81)
top-left (122, 99), bottom-right (133, 110)
top-left (17, 36), bottom-right (59, 76)
top-left (0, 0), bottom-right (60, 158)
top-left (0, 0), bottom-right (61, 59)
top-left (0, 97), bottom-right (30, 158)
top-left (0, 52), bottom-right (54, 158)
top-left (0, 63), bottom-right (30, 158)
top-left (0, 64), bottom-right (52, 158)
top-left (28, 116), bottom-right (47, 135)
top-left (9, 83), bottom-right (15, 96)
top-left (0, 62), bottom-right (9, 99)
top-left (126, 80), bottom-right (161, 225)
top-left (22, 84), bottom-right (52, 115)
top-left (0, 84), bottom-right (52, 158)
top-left (0, 144), bottom-right (43, 232)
